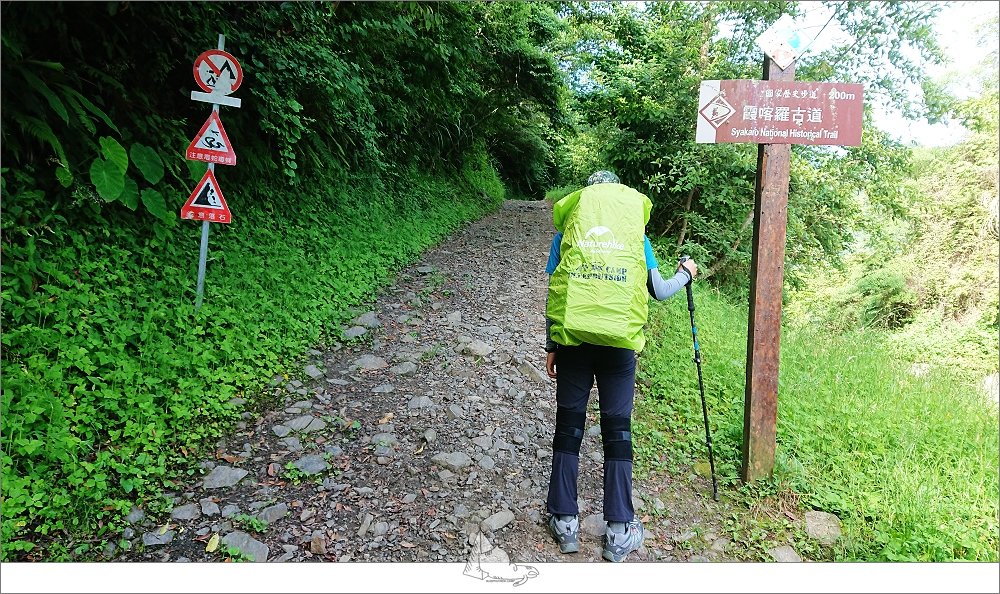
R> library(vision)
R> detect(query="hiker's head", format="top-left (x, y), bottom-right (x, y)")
top-left (587, 170), bottom-right (620, 186)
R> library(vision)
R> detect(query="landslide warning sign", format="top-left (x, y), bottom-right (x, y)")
top-left (180, 169), bottom-right (232, 223)
top-left (186, 111), bottom-right (236, 165)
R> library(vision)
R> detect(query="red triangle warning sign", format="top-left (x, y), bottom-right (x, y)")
top-left (186, 112), bottom-right (236, 166)
top-left (180, 169), bottom-right (232, 223)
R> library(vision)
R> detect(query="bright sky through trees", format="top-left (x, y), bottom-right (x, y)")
top-left (876, 0), bottom-right (998, 146)
top-left (713, 1), bottom-right (997, 147)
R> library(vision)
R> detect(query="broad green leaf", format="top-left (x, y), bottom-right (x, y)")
top-left (206, 533), bottom-right (220, 553)
top-left (120, 478), bottom-right (134, 493)
top-left (99, 136), bottom-right (128, 174)
top-left (55, 166), bottom-right (73, 188)
top-left (130, 143), bottom-right (164, 185)
top-left (186, 160), bottom-right (208, 182)
top-left (89, 158), bottom-right (124, 201)
top-left (140, 188), bottom-right (168, 221)
top-left (119, 176), bottom-right (139, 211)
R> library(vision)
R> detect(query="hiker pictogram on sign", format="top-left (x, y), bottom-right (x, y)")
top-left (186, 112), bottom-right (236, 165)
top-left (193, 49), bottom-right (243, 95)
top-left (180, 169), bottom-right (232, 223)
top-left (699, 93), bottom-right (735, 129)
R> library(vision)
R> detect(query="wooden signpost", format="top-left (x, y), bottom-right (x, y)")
top-left (695, 19), bottom-right (864, 482)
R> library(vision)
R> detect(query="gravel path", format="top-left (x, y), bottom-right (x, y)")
top-left (115, 199), bottom-right (735, 565)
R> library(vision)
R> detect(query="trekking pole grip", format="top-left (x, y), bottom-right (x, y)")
top-left (679, 256), bottom-right (694, 312)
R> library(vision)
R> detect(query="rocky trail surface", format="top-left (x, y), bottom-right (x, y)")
top-left (116, 199), bottom-right (747, 565)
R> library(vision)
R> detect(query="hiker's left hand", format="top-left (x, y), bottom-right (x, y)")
top-left (678, 259), bottom-right (698, 279)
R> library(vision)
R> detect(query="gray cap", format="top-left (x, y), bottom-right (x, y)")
top-left (587, 170), bottom-right (620, 185)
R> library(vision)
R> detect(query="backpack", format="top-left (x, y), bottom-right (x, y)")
top-left (546, 183), bottom-right (653, 352)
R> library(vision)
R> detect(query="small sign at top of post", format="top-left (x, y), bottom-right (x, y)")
top-left (193, 49), bottom-right (244, 94)
top-left (191, 47), bottom-right (243, 108)
top-left (754, 14), bottom-right (818, 70)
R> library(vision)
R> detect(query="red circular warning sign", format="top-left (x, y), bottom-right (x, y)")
top-left (193, 49), bottom-right (244, 95)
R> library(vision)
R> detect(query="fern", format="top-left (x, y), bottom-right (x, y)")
top-left (59, 89), bottom-right (97, 136)
top-left (16, 115), bottom-right (68, 166)
top-left (58, 86), bottom-right (119, 136)
top-left (18, 68), bottom-right (70, 125)
top-left (76, 63), bottom-right (127, 96)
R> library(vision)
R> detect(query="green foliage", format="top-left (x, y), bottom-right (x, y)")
top-left (2, 157), bottom-right (499, 556)
top-left (139, 189), bottom-right (168, 222)
top-left (544, 184), bottom-right (582, 203)
top-left (853, 268), bottom-right (918, 329)
top-left (220, 544), bottom-right (255, 562)
top-left (0, 159), bottom-right (501, 559)
top-left (130, 144), bottom-right (164, 186)
top-left (635, 285), bottom-right (999, 562)
top-left (1, 0), bottom-right (521, 559)
top-left (282, 462), bottom-right (307, 485)
top-left (785, 26), bottom-right (998, 381)
top-left (88, 157), bottom-right (124, 202)
top-left (549, 1), bottom-right (949, 292)
top-left (232, 514), bottom-right (268, 534)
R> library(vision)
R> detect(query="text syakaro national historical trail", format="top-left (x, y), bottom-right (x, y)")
top-left (696, 80), bottom-right (863, 147)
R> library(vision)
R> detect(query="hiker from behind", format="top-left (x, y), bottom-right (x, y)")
top-left (542, 170), bottom-right (698, 562)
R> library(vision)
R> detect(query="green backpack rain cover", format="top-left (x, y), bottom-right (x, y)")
top-left (547, 183), bottom-right (653, 352)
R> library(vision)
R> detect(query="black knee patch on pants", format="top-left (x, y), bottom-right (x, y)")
top-left (553, 407), bottom-right (586, 455)
top-left (601, 415), bottom-right (633, 461)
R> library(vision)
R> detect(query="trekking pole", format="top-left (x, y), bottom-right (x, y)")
top-left (679, 256), bottom-right (719, 501)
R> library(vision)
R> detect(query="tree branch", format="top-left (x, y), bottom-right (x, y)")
top-left (676, 186), bottom-right (699, 247)
top-left (703, 206), bottom-right (754, 280)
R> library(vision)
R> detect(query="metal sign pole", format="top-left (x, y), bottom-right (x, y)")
top-left (194, 220), bottom-right (210, 309)
top-left (194, 33), bottom-right (225, 310)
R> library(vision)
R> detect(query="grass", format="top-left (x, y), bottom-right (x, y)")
top-left (634, 284), bottom-right (999, 561)
top-left (544, 184), bottom-right (581, 203)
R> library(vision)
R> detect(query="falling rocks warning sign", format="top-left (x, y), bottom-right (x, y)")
top-left (180, 169), bottom-right (232, 223)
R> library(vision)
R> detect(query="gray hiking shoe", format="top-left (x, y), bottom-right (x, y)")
top-left (548, 514), bottom-right (579, 554)
top-left (602, 517), bottom-right (644, 562)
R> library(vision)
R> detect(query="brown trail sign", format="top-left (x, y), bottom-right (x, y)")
top-left (695, 47), bottom-right (863, 483)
